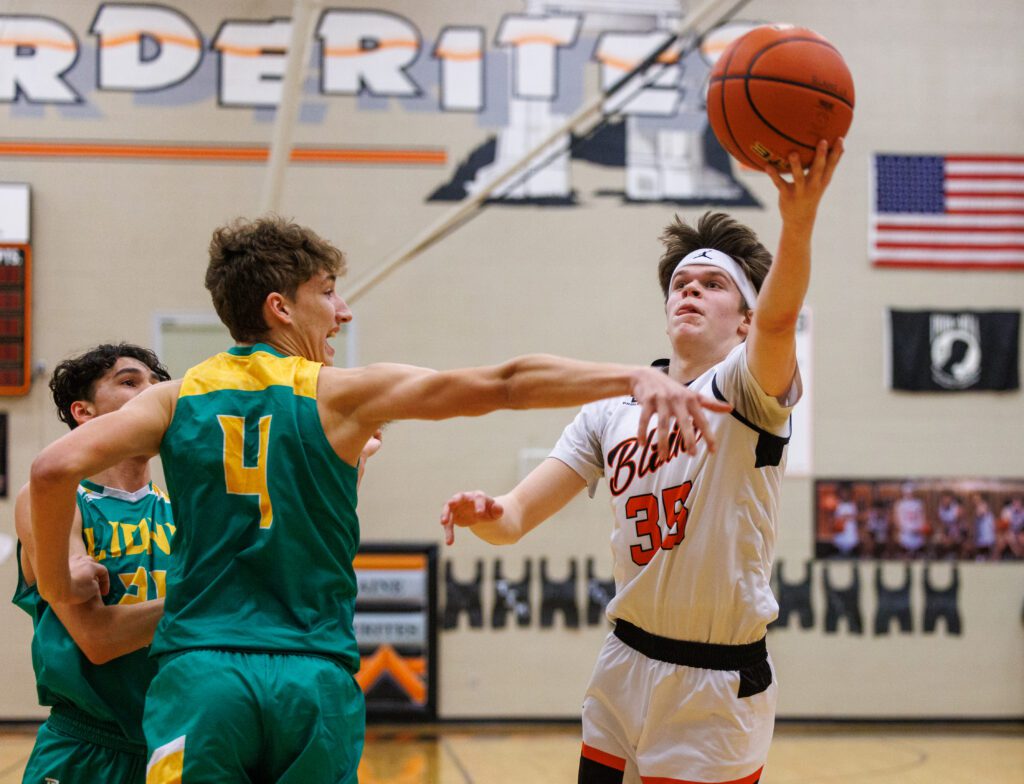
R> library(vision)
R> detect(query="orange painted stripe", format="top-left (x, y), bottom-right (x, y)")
top-left (353, 554), bottom-right (427, 570)
top-left (0, 141), bottom-right (445, 166)
top-left (435, 49), bottom-right (483, 62)
top-left (508, 35), bottom-right (570, 46)
top-left (641, 766), bottom-right (764, 784)
top-left (102, 32), bottom-right (201, 49)
top-left (324, 39), bottom-right (419, 57)
top-left (0, 37), bottom-right (77, 51)
top-left (581, 743), bottom-right (626, 772)
top-left (215, 44), bottom-right (286, 58)
top-left (1, 33), bottom-right (201, 50)
top-left (597, 52), bottom-right (679, 70)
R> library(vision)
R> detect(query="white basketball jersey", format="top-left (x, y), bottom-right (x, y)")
top-left (833, 500), bottom-right (861, 553)
top-left (551, 344), bottom-right (799, 646)
top-left (894, 497), bottom-right (926, 549)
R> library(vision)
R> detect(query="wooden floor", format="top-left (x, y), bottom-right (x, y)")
top-left (1, 721), bottom-right (1021, 783)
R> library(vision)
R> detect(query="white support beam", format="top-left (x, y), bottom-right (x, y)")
top-left (260, 0), bottom-right (321, 215)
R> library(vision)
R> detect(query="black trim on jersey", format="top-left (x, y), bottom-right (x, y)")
top-left (710, 375), bottom-right (790, 468)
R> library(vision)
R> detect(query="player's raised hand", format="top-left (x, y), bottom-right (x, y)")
top-left (630, 368), bottom-right (733, 457)
top-left (440, 491), bottom-right (504, 546)
top-left (764, 137), bottom-right (845, 227)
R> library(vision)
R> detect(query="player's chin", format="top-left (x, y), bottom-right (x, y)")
top-left (669, 320), bottom-right (703, 337)
top-left (323, 341), bottom-right (336, 366)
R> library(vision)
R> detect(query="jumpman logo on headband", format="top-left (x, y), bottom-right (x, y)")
top-left (693, 250), bottom-right (713, 261)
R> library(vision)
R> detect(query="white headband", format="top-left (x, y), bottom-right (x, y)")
top-left (672, 248), bottom-right (758, 308)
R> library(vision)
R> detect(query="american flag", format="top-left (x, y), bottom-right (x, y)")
top-left (870, 154), bottom-right (1024, 270)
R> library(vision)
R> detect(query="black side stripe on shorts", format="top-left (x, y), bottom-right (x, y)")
top-left (710, 375), bottom-right (790, 469)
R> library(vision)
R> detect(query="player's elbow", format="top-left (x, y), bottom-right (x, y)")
top-left (82, 643), bottom-right (118, 666)
top-left (477, 527), bottom-right (522, 546)
top-left (494, 354), bottom-right (556, 410)
top-left (753, 308), bottom-right (800, 337)
top-left (64, 624), bottom-right (111, 664)
top-left (30, 446), bottom-right (79, 491)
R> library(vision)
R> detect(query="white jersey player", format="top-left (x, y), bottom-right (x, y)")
top-left (831, 486), bottom-right (861, 556)
top-left (441, 139), bottom-right (844, 784)
top-left (894, 483), bottom-right (927, 555)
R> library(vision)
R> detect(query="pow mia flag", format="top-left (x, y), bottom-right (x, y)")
top-left (888, 310), bottom-right (1020, 391)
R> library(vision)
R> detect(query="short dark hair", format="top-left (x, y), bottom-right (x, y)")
top-left (49, 343), bottom-right (170, 430)
top-left (205, 216), bottom-right (346, 342)
top-left (656, 211), bottom-right (773, 307)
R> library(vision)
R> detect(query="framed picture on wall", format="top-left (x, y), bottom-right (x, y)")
top-left (815, 478), bottom-right (1024, 563)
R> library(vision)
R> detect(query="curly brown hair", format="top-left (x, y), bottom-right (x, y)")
top-left (656, 212), bottom-right (772, 307)
top-left (49, 343), bottom-right (170, 430)
top-left (205, 216), bottom-right (346, 342)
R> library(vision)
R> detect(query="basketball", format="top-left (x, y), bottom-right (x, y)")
top-left (707, 24), bottom-right (854, 171)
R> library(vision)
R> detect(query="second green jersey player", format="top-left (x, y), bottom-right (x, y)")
top-left (14, 344), bottom-right (173, 784)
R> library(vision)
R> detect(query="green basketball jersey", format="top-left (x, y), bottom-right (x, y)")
top-left (153, 343), bottom-right (360, 672)
top-left (12, 480), bottom-right (176, 743)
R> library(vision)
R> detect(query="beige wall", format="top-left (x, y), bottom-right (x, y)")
top-left (0, 0), bottom-right (1021, 720)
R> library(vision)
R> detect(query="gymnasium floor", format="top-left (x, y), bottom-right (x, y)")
top-left (1, 721), bottom-right (1021, 783)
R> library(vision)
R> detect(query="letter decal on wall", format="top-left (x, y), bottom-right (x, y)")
top-left (91, 4), bottom-right (203, 92)
top-left (318, 10), bottom-right (422, 97)
top-left (434, 26), bottom-right (483, 112)
top-left (212, 17), bottom-right (292, 108)
top-left (595, 31), bottom-right (681, 116)
top-left (496, 14), bottom-right (580, 100)
top-left (0, 16), bottom-right (81, 103)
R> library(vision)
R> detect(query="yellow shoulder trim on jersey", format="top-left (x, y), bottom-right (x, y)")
top-left (179, 351), bottom-right (319, 399)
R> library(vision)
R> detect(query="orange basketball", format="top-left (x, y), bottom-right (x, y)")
top-left (707, 25), bottom-right (854, 171)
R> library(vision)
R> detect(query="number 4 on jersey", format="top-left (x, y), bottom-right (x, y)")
top-left (627, 482), bottom-right (692, 565)
top-left (218, 414), bottom-right (273, 529)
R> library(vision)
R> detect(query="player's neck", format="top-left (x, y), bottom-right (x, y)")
top-left (667, 341), bottom-right (736, 385)
top-left (88, 456), bottom-right (152, 493)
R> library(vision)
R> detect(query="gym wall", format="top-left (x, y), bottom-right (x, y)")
top-left (0, 0), bottom-right (1021, 721)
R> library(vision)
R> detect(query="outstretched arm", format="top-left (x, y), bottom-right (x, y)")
top-left (30, 382), bottom-right (177, 604)
top-left (748, 138), bottom-right (844, 396)
top-left (15, 484), bottom-right (164, 663)
top-left (440, 458), bottom-right (587, 546)
top-left (325, 355), bottom-right (731, 466)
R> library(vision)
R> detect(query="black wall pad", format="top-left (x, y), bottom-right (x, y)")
top-left (540, 558), bottom-right (579, 629)
top-left (442, 559), bottom-right (484, 630)
top-left (771, 559), bottom-right (814, 630)
top-left (874, 564), bottom-right (913, 635)
top-left (823, 563), bottom-right (863, 634)
top-left (923, 564), bottom-right (962, 635)
top-left (492, 558), bottom-right (533, 629)
top-left (585, 558), bottom-right (616, 626)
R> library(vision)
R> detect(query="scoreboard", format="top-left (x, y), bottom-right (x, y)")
top-left (0, 245), bottom-right (30, 395)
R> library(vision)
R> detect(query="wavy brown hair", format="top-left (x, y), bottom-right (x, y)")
top-left (656, 212), bottom-right (772, 308)
top-left (205, 216), bottom-right (346, 342)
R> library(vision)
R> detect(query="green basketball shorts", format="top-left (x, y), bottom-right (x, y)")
top-left (24, 706), bottom-right (147, 784)
top-left (143, 649), bottom-right (364, 784)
